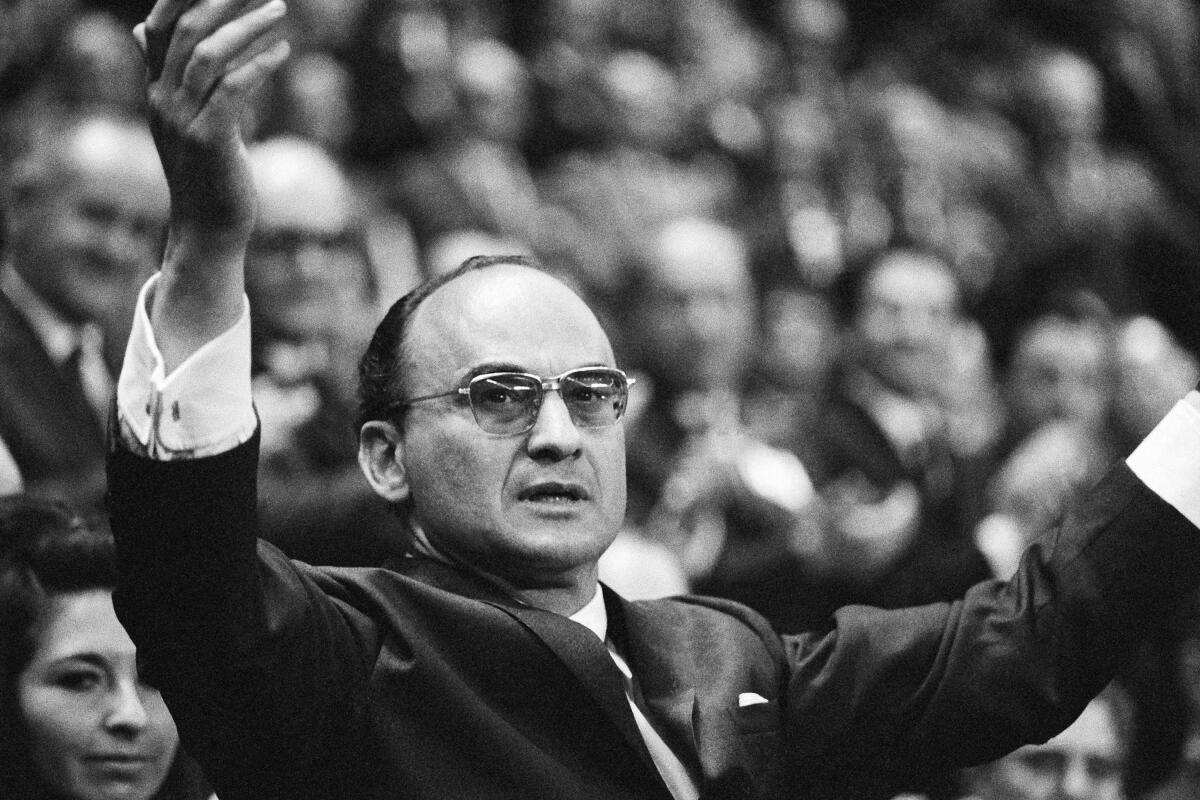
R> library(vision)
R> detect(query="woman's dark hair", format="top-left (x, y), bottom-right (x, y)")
top-left (0, 496), bottom-right (114, 692)
top-left (0, 495), bottom-right (209, 800)
top-left (357, 253), bottom-right (542, 430)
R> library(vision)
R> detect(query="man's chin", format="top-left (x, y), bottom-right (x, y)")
top-left (504, 526), bottom-right (616, 571)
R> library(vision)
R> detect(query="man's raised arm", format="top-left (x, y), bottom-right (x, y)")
top-left (136, 0), bottom-right (289, 371)
top-left (116, 0), bottom-right (289, 458)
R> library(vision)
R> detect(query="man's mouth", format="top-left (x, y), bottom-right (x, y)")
top-left (519, 483), bottom-right (588, 503)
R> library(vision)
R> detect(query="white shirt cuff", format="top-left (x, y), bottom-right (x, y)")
top-left (1127, 391), bottom-right (1200, 527)
top-left (116, 274), bottom-right (257, 459)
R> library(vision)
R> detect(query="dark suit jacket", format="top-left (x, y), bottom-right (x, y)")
top-left (108, 433), bottom-right (1200, 800)
top-left (0, 292), bottom-right (107, 506)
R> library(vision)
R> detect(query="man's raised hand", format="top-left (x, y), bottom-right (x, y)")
top-left (133, 0), bottom-right (289, 369)
top-left (135, 0), bottom-right (289, 238)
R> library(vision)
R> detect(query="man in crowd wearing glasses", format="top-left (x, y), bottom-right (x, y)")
top-left (242, 135), bottom-right (397, 566)
top-left (108, 2), bottom-right (1200, 800)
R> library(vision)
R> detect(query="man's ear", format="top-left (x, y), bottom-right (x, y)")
top-left (359, 420), bottom-right (411, 504)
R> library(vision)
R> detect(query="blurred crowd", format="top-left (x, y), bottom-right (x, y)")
top-left (5, 0), bottom-right (1200, 798)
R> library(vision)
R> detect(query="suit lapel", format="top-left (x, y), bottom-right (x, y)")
top-left (614, 590), bottom-right (773, 787)
top-left (390, 557), bottom-right (664, 777)
top-left (491, 600), bottom-right (663, 776)
top-left (608, 589), bottom-right (706, 776)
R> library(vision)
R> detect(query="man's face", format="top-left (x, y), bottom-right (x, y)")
top-left (1006, 318), bottom-right (1111, 435)
top-left (246, 146), bottom-right (371, 349)
top-left (852, 252), bottom-right (959, 397)
top-left (973, 698), bottom-right (1124, 800)
top-left (8, 119), bottom-right (167, 327)
top-left (398, 265), bottom-right (627, 588)
top-left (635, 222), bottom-right (755, 393)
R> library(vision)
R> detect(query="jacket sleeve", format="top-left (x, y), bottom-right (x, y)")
top-left (778, 461), bottom-right (1200, 796)
top-left (107, 432), bottom-right (378, 800)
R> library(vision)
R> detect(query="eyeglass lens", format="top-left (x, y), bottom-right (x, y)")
top-left (467, 370), bottom-right (628, 433)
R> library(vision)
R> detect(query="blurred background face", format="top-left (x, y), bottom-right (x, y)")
top-left (1029, 51), bottom-right (1104, 143)
top-left (1006, 317), bottom-right (1112, 435)
top-left (634, 218), bottom-right (756, 393)
top-left (1112, 315), bottom-right (1199, 440)
top-left (49, 12), bottom-right (144, 114)
top-left (602, 50), bottom-right (688, 152)
top-left (247, 139), bottom-right (374, 353)
top-left (779, 0), bottom-right (848, 55)
top-left (7, 117), bottom-right (167, 327)
top-left (453, 38), bottom-right (533, 145)
top-left (851, 251), bottom-right (959, 397)
top-left (969, 697), bottom-right (1124, 800)
top-left (17, 589), bottom-right (178, 800)
top-left (273, 52), bottom-right (356, 154)
top-left (756, 288), bottom-right (837, 392)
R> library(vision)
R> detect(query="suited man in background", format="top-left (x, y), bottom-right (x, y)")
top-left (0, 108), bottom-right (166, 506)
top-left (108, 3), bottom-right (1200, 800)
top-left (243, 135), bottom-right (397, 565)
top-left (807, 248), bottom-right (999, 618)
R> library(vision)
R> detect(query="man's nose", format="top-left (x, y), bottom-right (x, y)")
top-left (99, 218), bottom-right (156, 268)
top-left (290, 239), bottom-right (332, 279)
top-left (526, 389), bottom-right (582, 461)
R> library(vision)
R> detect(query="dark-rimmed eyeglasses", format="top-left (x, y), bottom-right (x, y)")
top-left (389, 367), bottom-right (636, 436)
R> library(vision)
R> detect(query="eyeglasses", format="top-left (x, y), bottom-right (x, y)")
top-left (392, 367), bottom-right (636, 436)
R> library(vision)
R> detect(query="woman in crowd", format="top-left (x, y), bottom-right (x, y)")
top-left (0, 494), bottom-right (210, 800)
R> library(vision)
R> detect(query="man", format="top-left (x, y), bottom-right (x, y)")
top-left (1000, 289), bottom-right (1115, 457)
top-left (619, 216), bottom-right (824, 629)
top-left (808, 249), bottom-right (998, 616)
top-left (0, 108), bottom-right (167, 507)
top-left (243, 135), bottom-right (395, 565)
top-left (109, 3), bottom-right (1200, 800)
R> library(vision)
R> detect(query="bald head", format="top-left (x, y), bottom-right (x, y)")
top-left (6, 112), bottom-right (164, 205)
top-left (243, 137), bottom-right (371, 344)
top-left (648, 216), bottom-right (751, 294)
top-left (352, 260), bottom-right (600, 424)
top-left (629, 217), bottom-right (755, 391)
top-left (248, 136), bottom-right (354, 233)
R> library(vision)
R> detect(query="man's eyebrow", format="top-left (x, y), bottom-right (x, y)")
top-left (462, 362), bottom-right (529, 380)
top-left (460, 362), bottom-right (614, 381)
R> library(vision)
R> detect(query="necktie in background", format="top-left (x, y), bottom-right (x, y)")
top-left (61, 323), bottom-right (114, 426)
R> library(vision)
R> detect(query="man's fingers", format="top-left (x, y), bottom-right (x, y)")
top-left (225, 0), bottom-right (289, 73)
top-left (182, 0), bottom-right (287, 86)
top-left (179, 2), bottom-right (288, 117)
top-left (143, 0), bottom-right (196, 81)
top-left (203, 38), bottom-right (290, 126)
top-left (148, 0), bottom-right (268, 88)
top-left (132, 22), bottom-right (148, 56)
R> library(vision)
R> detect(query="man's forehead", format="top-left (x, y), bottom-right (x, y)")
top-left (649, 220), bottom-right (750, 294)
top-left (409, 265), bottom-right (614, 369)
top-left (865, 254), bottom-right (958, 304)
top-left (60, 120), bottom-right (168, 206)
top-left (251, 143), bottom-right (353, 233)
